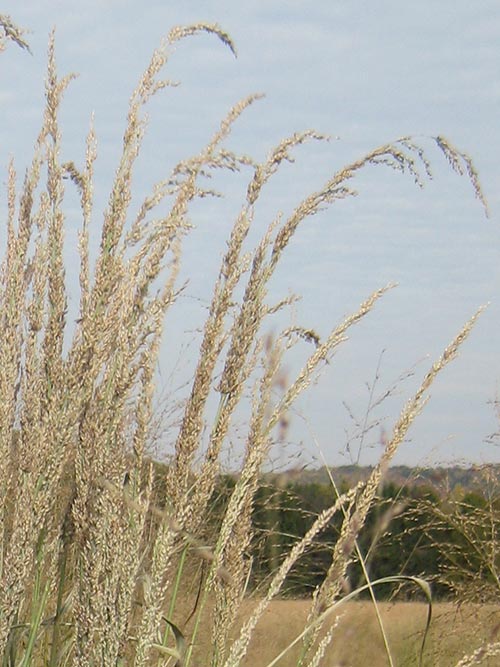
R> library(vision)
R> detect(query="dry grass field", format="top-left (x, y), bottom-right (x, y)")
top-left (211, 601), bottom-right (499, 667)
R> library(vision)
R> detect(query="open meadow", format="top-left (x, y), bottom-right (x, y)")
top-left (229, 601), bottom-right (500, 667)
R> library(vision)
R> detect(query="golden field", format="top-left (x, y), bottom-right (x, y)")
top-left (188, 600), bottom-right (500, 667)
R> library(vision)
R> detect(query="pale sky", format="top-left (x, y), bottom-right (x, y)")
top-left (1, 1), bottom-right (500, 468)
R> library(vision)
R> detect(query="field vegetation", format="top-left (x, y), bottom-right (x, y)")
top-left (0, 14), bottom-right (497, 667)
top-left (226, 600), bottom-right (500, 667)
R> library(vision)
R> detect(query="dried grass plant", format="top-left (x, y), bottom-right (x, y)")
top-left (0, 14), bottom-right (490, 667)
top-left (414, 465), bottom-right (500, 605)
top-left (404, 465), bottom-right (500, 667)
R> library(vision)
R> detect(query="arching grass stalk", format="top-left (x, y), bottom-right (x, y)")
top-left (158, 545), bottom-right (189, 655)
top-left (265, 575), bottom-right (432, 667)
top-left (299, 306), bottom-right (486, 664)
top-left (316, 444), bottom-right (397, 667)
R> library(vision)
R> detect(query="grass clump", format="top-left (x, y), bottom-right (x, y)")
top-left (0, 14), bottom-right (490, 667)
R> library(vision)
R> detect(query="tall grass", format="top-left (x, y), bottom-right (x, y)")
top-left (0, 14), bottom-right (491, 667)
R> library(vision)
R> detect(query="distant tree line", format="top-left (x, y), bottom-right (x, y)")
top-left (209, 474), bottom-right (498, 601)
top-left (150, 463), bottom-right (499, 602)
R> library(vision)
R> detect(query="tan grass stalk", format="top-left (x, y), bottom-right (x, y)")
top-left (0, 35), bottom-right (78, 656)
top-left (0, 14), bottom-right (30, 53)
top-left (72, 119), bottom-right (97, 319)
top-left (414, 464), bottom-right (500, 603)
top-left (211, 285), bottom-right (393, 650)
top-left (265, 286), bottom-right (395, 438)
top-left (163, 97), bottom-right (262, 516)
top-left (266, 575), bottom-right (432, 667)
top-left (100, 29), bottom-right (255, 667)
top-left (60, 25), bottom-right (244, 667)
top-left (454, 641), bottom-right (500, 667)
top-left (300, 306), bottom-right (486, 662)
top-left (210, 335), bottom-right (284, 665)
top-left (159, 136), bottom-right (330, 658)
top-left (434, 136), bottom-right (489, 215)
top-left (222, 484), bottom-right (362, 667)
top-left (167, 132), bottom-right (461, 558)
top-left (306, 626), bottom-right (336, 667)
top-left (172, 129), bottom-right (362, 537)
top-left (317, 444), bottom-right (399, 667)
